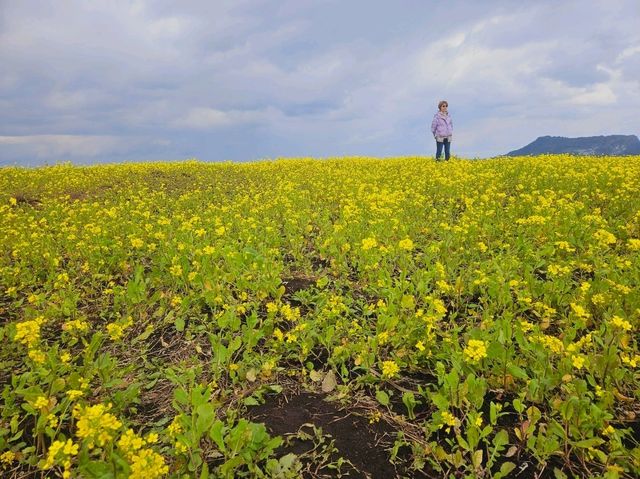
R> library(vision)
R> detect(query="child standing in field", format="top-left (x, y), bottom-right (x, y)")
top-left (431, 100), bottom-right (453, 161)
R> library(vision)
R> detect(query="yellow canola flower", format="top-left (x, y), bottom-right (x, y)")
top-left (280, 303), bottom-right (301, 321)
top-left (593, 229), bottom-right (616, 246)
top-left (66, 390), bottom-right (84, 401)
top-left (532, 334), bottom-right (564, 354)
top-left (554, 241), bottom-right (575, 252)
top-left (13, 316), bottom-right (46, 347)
top-left (28, 349), bottom-right (47, 364)
top-left (361, 237), bottom-right (377, 250)
top-left (1, 450), bottom-right (16, 465)
top-left (381, 360), bottom-right (400, 378)
top-left (519, 320), bottom-right (533, 332)
top-left (118, 428), bottom-right (147, 458)
top-left (62, 319), bottom-right (89, 334)
top-left (571, 355), bottom-right (586, 369)
top-left (441, 411), bottom-right (459, 428)
top-left (167, 416), bottom-right (183, 437)
top-left (128, 447), bottom-right (169, 479)
top-left (620, 354), bottom-right (640, 368)
top-left (273, 328), bottom-right (284, 341)
top-left (42, 439), bottom-right (78, 470)
top-left (73, 403), bottom-right (122, 449)
top-left (106, 316), bottom-right (133, 341)
top-left (610, 315), bottom-right (632, 331)
top-left (570, 303), bottom-right (590, 319)
top-left (463, 339), bottom-right (488, 363)
top-left (377, 331), bottom-right (390, 345)
top-left (48, 414), bottom-right (59, 428)
top-left (398, 238), bottom-right (414, 251)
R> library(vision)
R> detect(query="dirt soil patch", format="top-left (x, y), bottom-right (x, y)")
top-left (248, 391), bottom-right (403, 478)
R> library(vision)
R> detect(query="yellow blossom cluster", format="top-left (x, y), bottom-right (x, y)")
top-left (532, 334), bottom-right (564, 355)
top-left (609, 315), bottom-right (632, 331)
top-left (398, 238), bottom-right (414, 251)
top-left (73, 403), bottom-right (122, 449)
top-left (381, 360), bottom-right (400, 378)
top-left (13, 316), bottom-right (46, 347)
top-left (118, 429), bottom-right (168, 479)
top-left (463, 339), bottom-right (488, 363)
top-left (361, 237), bottom-right (377, 250)
top-left (106, 316), bottom-right (134, 341)
top-left (42, 439), bottom-right (79, 478)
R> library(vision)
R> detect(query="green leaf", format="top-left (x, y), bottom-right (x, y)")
top-left (175, 316), bottom-right (185, 332)
top-left (50, 378), bottom-right (66, 395)
top-left (209, 419), bottom-right (226, 452)
top-left (499, 462), bottom-right (516, 476)
top-left (244, 396), bottom-right (261, 406)
top-left (490, 402), bottom-right (498, 424)
top-left (402, 392), bottom-right (417, 420)
top-left (245, 368), bottom-right (257, 382)
top-left (267, 384), bottom-right (283, 394)
top-left (321, 370), bottom-right (337, 392)
top-left (553, 467), bottom-right (568, 479)
top-left (456, 434), bottom-right (470, 450)
top-left (400, 294), bottom-right (415, 309)
top-left (472, 449), bottom-right (483, 469)
top-left (174, 388), bottom-right (189, 406)
top-left (278, 453), bottom-right (298, 470)
top-left (136, 324), bottom-right (155, 342)
top-left (512, 398), bottom-right (525, 414)
top-left (493, 429), bottom-right (509, 448)
top-left (507, 364), bottom-right (529, 380)
top-left (431, 392), bottom-right (450, 412)
top-left (199, 461), bottom-right (209, 479)
top-left (376, 390), bottom-right (390, 406)
top-left (195, 403), bottom-right (215, 438)
top-left (573, 437), bottom-right (604, 448)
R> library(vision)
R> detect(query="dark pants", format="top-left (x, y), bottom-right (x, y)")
top-left (436, 138), bottom-right (451, 161)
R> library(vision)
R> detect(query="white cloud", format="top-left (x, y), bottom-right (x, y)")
top-left (173, 107), bottom-right (281, 129)
top-left (1, 0), bottom-right (639, 163)
top-left (569, 83), bottom-right (617, 106)
top-left (0, 135), bottom-right (123, 158)
top-left (616, 45), bottom-right (640, 62)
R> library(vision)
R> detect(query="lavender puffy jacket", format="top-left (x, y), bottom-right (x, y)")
top-left (431, 111), bottom-right (453, 139)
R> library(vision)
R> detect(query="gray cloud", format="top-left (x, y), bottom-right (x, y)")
top-left (1, 0), bottom-right (639, 165)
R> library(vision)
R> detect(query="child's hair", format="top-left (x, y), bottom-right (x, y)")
top-left (438, 100), bottom-right (448, 109)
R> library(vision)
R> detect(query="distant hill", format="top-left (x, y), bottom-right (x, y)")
top-left (506, 135), bottom-right (640, 156)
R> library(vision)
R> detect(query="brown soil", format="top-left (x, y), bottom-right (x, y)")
top-left (282, 276), bottom-right (316, 296)
top-left (248, 391), bottom-right (404, 478)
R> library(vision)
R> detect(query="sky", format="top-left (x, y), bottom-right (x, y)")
top-left (1, 0), bottom-right (639, 166)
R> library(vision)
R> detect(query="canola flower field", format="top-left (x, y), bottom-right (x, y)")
top-left (1, 155), bottom-right (639, 478)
